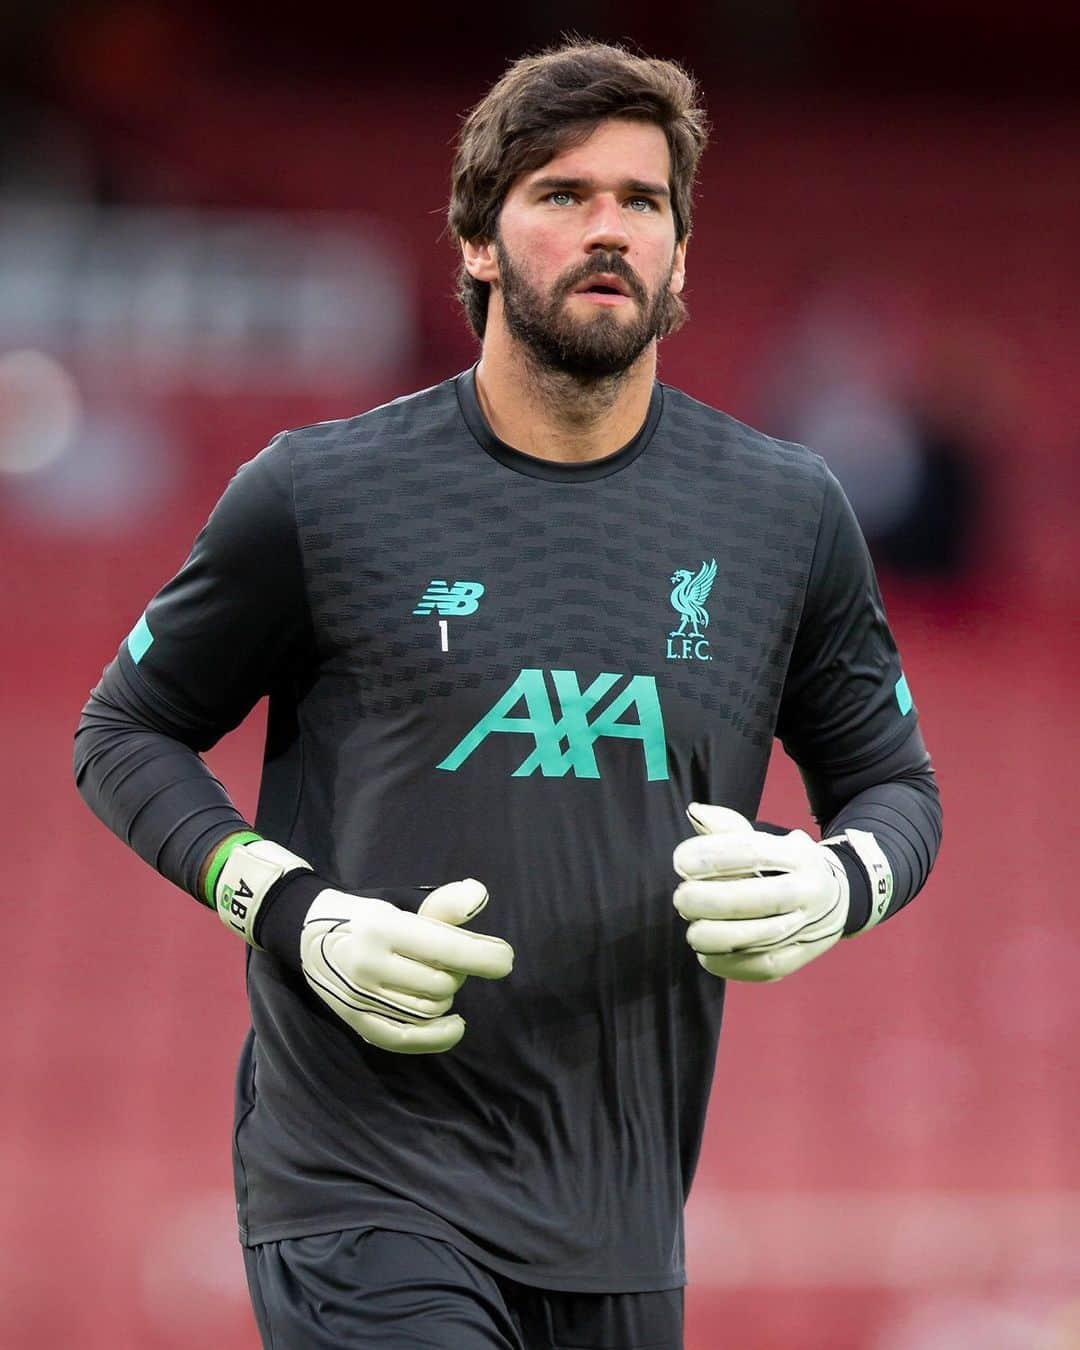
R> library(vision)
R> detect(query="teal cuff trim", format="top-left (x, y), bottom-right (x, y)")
top-left (127, 613), bottom-right (154, 665)
top-left (895, 673), bottom-right (913, 716)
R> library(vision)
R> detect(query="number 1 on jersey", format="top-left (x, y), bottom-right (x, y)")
top-left (438, 620), bottom-right (449, 652)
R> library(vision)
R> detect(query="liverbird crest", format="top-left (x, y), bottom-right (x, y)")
top-left (668, 559), bottom-right (717, 646)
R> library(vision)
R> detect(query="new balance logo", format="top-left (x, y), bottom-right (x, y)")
top-left (413, 580), bottom-right (485, 616)
top-left (437, 669), bottom-right (668, 780)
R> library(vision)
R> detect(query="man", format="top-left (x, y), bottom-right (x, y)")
top-left (75, 40), bottom-right (941, 1350)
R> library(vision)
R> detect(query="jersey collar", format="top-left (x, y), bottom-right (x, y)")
top-left (455, 365), bottom-right (663, 482)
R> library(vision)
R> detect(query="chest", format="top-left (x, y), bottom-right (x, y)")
top-left (296, 465), bottom-right (813, 789)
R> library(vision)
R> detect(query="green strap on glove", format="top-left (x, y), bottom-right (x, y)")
top-left (203, 834), bottom-right (514, 1053)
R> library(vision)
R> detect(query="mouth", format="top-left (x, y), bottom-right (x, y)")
top-left (572, 273), bottom-right (633, 304)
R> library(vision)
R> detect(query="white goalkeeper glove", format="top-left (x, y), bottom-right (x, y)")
top-left (673, 804), bottom-right (889, 982)
top-left (210, 837), bottom-right (514, 1053)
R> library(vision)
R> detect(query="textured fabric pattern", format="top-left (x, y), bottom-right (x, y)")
top-left (290, 377), bottom-right (818, 747)
top-left (77, 368), bottom-right (924, 1291)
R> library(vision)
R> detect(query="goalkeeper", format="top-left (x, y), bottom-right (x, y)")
top-left (74, 38), bottom-right (940, 1350)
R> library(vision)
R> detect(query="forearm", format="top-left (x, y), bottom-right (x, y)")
top-left (799, 727), bottom-right (943, 933)
top-left (73, 658), bottom-right (249, 901)
top-left (75, 656), bottom-right (326, 969)
top-left (824, 768), bottom-right (941, 931)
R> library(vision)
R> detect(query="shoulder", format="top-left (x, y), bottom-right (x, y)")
top-left (660, 384), bottom-right (830, 488)
top-left (205, 378), bottom-right (462, 527)
top-left (239, 377), bottom-right (462, 501)
top-left (279, 376), bottom-right (461, 466)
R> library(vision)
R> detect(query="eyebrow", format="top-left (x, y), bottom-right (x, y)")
top-left (529, 175), bottom-right (671, 200)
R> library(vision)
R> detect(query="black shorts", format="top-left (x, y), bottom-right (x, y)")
top-left (243, 1228), bottom-right (684, 1349)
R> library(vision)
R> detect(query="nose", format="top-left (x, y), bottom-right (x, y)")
top-left (582, 194), bottom-right (630, 254)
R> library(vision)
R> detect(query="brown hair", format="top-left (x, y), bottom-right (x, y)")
top-left (448, 40), bottom-right (709, 339)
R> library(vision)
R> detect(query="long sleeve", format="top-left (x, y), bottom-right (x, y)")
top-left (73, 432), bottom-right (317, 902)
top-left (775, 467), bottom-right (942, 930)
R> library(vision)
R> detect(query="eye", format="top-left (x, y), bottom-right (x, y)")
top-left (547, 191), bottom-right (576, 207)
top-left (627, 197), bottom-right (656, 212)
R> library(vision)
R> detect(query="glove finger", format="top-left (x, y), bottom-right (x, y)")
top-left (348, 1008), bottom-right (467, 1054)
top-left (673, 835), bottom-right (756, 881)
top-left (303, 962), bottom-right (431, 1025)
top-left (394, 916), bottom-right (515, 980)
top-left (378, 987), bottom-right (454, 1020)
top-left (685, 803), bottom-right (754, 838)
top-left (674, 873), bottom-right (805, 920)
top-left (685, 914), bottom-right (805, 955)
top-left (698, 946), bottom-right (806, 983)
top-left (379, 953), bottom-right (463, 1002)
top-left (418, 878), bottom-right (489, 925)
top-left (699, 933), bottom-right (840, 983)
top-left (673, 829), bottom-right (814, 881)
top-left (318, 967), bottom-right (461, 1025)
top-left (674, 832), bottom-right (764, 880)
top-left (369, 954), bottom-right (458, 1019)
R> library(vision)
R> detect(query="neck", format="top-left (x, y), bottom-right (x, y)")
top-left (474, 321), bottom-right (657, 464)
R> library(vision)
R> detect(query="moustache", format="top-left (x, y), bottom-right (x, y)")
top-left (559, 256), bottom-right (647, 305)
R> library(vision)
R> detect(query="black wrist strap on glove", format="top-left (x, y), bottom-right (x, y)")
top-left (253, 870), bottom-right (327, 969)
top-left (826, 841), bottom-right (873, 933)
top-left (754, 818), bottom-right (873, 934)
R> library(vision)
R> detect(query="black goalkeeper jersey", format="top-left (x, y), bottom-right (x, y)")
top-left (80, 368), bottom-right (931, 1292)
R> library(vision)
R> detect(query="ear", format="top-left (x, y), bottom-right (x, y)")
top-left (668, 237), bottom-right (688, 297)
top-left (461, 237), bottom-right (500, 285)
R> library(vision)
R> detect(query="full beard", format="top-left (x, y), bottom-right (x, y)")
top-left (496, 244), bottom-right (685, 382)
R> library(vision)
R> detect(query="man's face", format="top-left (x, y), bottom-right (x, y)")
top-left (472, 119), bottom-right (687, 378)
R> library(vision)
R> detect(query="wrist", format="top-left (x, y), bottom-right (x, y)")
top-left (202, 830), bottom-right (261, 906)
top-left (824, 829), bottom-right (894, 935)
top-left (207, 836), bottom-right (314, 948)
top-left (255, 870), bottom-right (326, 967)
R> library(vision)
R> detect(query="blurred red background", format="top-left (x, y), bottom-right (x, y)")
top-left (2, 5), bottom-right (1079, 1346)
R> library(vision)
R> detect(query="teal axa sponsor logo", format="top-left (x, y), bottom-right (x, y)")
top-left (413, 580), bottom-right (485, 616)
top-left (667, 559), bottom-right (716, 661)
top-left (438, 669), bottom-right (669, 781)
